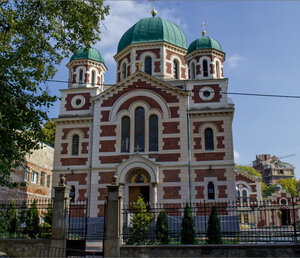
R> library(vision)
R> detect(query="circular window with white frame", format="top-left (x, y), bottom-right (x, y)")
top-left (71, 95), bottom-right (86, 109)
top-left (199, 86), bottom-right (215, 101)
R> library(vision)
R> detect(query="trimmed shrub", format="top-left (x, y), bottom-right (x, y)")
top-left (41, 202), bottom-right (53, 239)
top-left (155, 210), bottom-right (169, 244)
top-left (6, 200), bottom-right (18, 237)
top-left (207, 204), bottom-right (222, 244)
top-left (25, 200), bottom-right (40, 238)
top-left (181, 203), bottom-right (195, 244)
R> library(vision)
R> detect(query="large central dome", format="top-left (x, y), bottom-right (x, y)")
top-left (117, 16), bottom-right (187, 53)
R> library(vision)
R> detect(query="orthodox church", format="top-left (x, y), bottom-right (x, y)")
top-left (53, 9), bottom-right (235, 217)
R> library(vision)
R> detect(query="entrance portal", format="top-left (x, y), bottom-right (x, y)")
top-left (281, 209), bottom-right (291, 226)
top-left (129, 186), bottom-right (150, 203)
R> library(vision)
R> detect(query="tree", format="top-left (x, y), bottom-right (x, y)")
top-left (42, 120), bottom-right (56, 147)
top-left (25, 200), bottom-right (40, 238)
top-left (155, 210), bottom-right (169, 244)
top-left (0, 0), bottom-right (109, 186)
top-left (129, 196), bottom-right (151, 245)
top-left (261, 183), bottom-right (276, 198)
top-left (41, 202), bottom-right (53, 239)
top-left (207, 205), bottom-right (222, 244)
top-left (278, 178), bottom-right (300, 197)
top-left (181, 203), bottom-right (195, 244)
top-left (235, 165), bottom-right (262, 179)
top-left (6, 200), bottom-right (18, 237)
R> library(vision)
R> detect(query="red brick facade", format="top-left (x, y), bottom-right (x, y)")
top-left (64, 173), bottom-right (87, 185)
top-left (65, 93), bottom-right (91, 111)
top-left (192, 85), bottom-right (222, 103)
top-left (163, 170), bottom-right (181, 182)
top-left (163, 138), bottom-right (180, 150)
top-left (163, 122), bottom-right (180, 134)
top-left (61, 158), bottom-right (88, 166)
top-left (163, 186), bottom-right (181, 199)
top-left (194, 152), bottom-right (225, 161)
top-left (98, 172), bottom-right (115, 184)
top-left (195, 169), bottom-right (226, 182)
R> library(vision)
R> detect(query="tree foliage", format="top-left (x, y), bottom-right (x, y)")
top-left (181, 203), bottom-right (195, 244)
top-left (6, 200), bottom-right (18, 237)
top-left (207, 205), bottom-right (222, 244)
top-left (278, 178), bottom-right (300, 197)
top-left (235, 165), bottom-right (262, 178)
top-left (0, 0), bottom-right (109, 186)
top-left (129, 196), bottom-right (151, 244)
top-left (41, 202), bottom-right (53, 239)
top-left (261, 183), bottom-right (276, 198)
top-left (155, 210), bottom-right (169, 244)
top-left (25, 200), bottom-right (40, 239)
top-left (42, 120), bottom-right (56, 147)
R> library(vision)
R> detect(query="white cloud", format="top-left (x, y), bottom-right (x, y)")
top-left (234, 150), bottom-right (241, 161)
top-left (227, 54), bottom-right (243, 68)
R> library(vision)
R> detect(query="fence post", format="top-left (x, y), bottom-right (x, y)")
top-left (51, 175), bottom-right (71, 256)
top-left (104, 175), bottom-right (123, 258)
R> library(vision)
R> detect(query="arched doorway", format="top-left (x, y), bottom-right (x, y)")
top-left (127, 169), bottom-right (151, 204)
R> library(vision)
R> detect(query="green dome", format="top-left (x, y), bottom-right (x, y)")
top-left (70, 48), bottom-right (105, 64)
top-left (117, 17), bottom-right (187, 53)
top-left (188, 36), bottom-right (222, 54)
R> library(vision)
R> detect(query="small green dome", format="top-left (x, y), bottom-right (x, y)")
top-left (70, 48), bottom-right (105, 64)
top-left (188, 36), bottom-right (222, 54)
top-left (117, 17), bottom-right (187, 53)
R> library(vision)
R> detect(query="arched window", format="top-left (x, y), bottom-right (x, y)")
top-left (190, 62), bottom-right (196, 79)
top-left (72, 135), bottom-right (79, 155)
top-left (216, 61), bottom-right (220, 78)
top-left (91, 71), bottom-right (95, 86)
top-left (135, 107), bottom-right (145, 152)
top-left (69, 185), bottom-right (75, 203)
top-left (121, 116), bottom-right (130, 153)
top-left (173, 60), bottom-right (179, 79)
top-left (205, 128), bottom-right (214, 151)
top-left (149, 115), bottom-right (158, 152)
top-left (203, 60), bottom-right (208, 77)
top-left (145, 57), bottom-right (152, 75)
top-left (122, 63), bottom-right (127, 80)
top-left (79, 70), bottom-right (83, 86)
top-left (208, 182), bottom-right (215, 200)
top-left (242, 190), bottom-right (248, 204)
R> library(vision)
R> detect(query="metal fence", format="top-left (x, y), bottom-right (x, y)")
top-left (0, 198), bottom-right (52, 239)
top-left (122, 199), bottom-right (300, 245)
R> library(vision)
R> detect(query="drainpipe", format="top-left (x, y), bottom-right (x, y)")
top-left (187, 87), bottom-right (193, 204)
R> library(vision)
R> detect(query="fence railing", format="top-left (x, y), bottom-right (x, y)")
top-left (122, 199), bottom-right (300, 245)
top-left (0, 199), bottom-right (52, 239)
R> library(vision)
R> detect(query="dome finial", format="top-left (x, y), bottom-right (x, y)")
top-left (201, 21), bottom-right (207, 36)
top-left (151, 0), bottom-right (157, 17)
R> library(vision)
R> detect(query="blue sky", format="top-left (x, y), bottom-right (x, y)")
top-left (48, 0), bottom-right (300, 178)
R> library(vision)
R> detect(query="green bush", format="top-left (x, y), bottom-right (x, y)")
top-left (181, 203), bottom-right (195, 244)
top-left (207, 205), bottom-right (222, 244)
top-left (41, 202), bottom-right (53, 239)
top-left (25, 200), bottom-right (40, 239)
top-left (129, 196), bottom-right (151, 244)
top-left (6, 200), bottom-right (18, 237)
top-left (155, 210), bottom-right (169, 244)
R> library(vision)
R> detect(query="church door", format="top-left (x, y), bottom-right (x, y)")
top-left (129, 186), bottom-right (150, 204)
top-left (281, 209), bottom-right (291, 226)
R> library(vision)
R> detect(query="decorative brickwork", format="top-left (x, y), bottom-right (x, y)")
top-left (181, 67), bottom-right (186, 79)
top-left (61, 143), bottom-right (68, 154)
top-left (99, 155), bottom-right (129, 164)
top-left (163, 203), bottom-right (181, 216)
top-left (251, 185), bottom-right (257, 192)
top-left (218, 185), bottom-right (228, 198)
top-left (194, 152), bottom-right (225, 161)
top-left (163, 170), bottom-right (181, 182)
top-left (78, 189), bottom-right (87, 201)
top-left (101, 111), bottom-right (110, 122)
top-left (98, 188), bottom-right (108, 200)
top-left (195, 168), bottom-right (226, 182)
top-left (149, 153), bottom-right (180, 162)
top-left (163, 122), bottom-right (180, 134)
top-left (98, 172), bottom-right (115, 184)
top-left (64, 173), bottom-right (87, 185)
top-left (166, 63), bottom-right (172, 74)
top-left (194, 137), bottom-right (202, 149)
top-left (166, 49), bottom-right (185, 64)
top-left (62, 127), bottom-right (89, 139)
top-left (170, 106), bottom-right (179, 118)
top-left (154, 61), bottom-right (161, 72)
top-left (61, 158), bottom-right (88, 166)
top-left (193, 121), bottom-right (224, 133)
top-left (65, 93), bottom-right (91, 111)
top-left (236, 174), bottom-right (254, 184)
top-left (117, 96), bottom-right (163, 114)
top-left (100, 125), bottom-right (117, 137)
top-left (195, 186), bottom-right (204, 199)
top-left (117, 53), bottom-right (131, 70)
top-left (97, 204), bottom-right (105, 217)
top-left (217, 136), bottom-right (225, 149)
top-left (99, 140), bottom-right (116, 152)
top-left (163, 137), bottom-right (180, 150)
top-left (135, 49), bottom-right (160, 60)
top-left (163, 186), bottom-right (181, 199)
top-left (192, 85), bottom-right (222, 103)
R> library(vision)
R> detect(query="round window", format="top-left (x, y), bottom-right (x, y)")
top-left (71, 95), bottom-right (85, 109)
top-left (199, 86), bottom-right (215, 101)
top-left (76, 99), bottom-right (82, 106)
top-left (203, 91), bottom-right (211, 98)
top-left (281, 199), bottom-right (287, 205)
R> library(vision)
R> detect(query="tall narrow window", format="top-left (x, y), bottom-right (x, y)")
top-left (91, 71), bottom-right (95, 86)
top-left (216, 61), bottom-right (220, 78)
top-left (70, 185), bottom-right (75, 203)
top-left (149, 115), bottom-right (158, 152)
top-left (72, 135), bottom-right (79, 155)
top-left (173, 60), bottom-right (179, 79)
top-left (145, 57), bottom-right (152, 75)
top-left (135, 107), bottom-right (145, 152)
top-left (205, 128), bottom-right (214, 151)
top-left (122, 63), bottom-right (127, 80)
top-left (191, 62), bottom-right (196, 79)
top-left (208, 182), bottom-right (215, 200)
top-left (203, 60), bottom-right (208, 77)
top-left (121, 116), bottom-right (130, 153)
top-left (242, 190), bottom-right (248, 204)
top-left (79, 70), bottom-right (83, 86)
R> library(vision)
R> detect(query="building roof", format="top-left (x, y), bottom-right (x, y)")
top-left (188, 36), bottom-right (222, 54)
top-left (70, 48), bottom-right (105, 64)
top-left (117, 16), bottom-right (187, 53)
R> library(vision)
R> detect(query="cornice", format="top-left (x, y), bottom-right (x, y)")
top-left (54, 117), bottom-right (93, 124)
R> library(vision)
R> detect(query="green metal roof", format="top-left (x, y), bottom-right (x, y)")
top-left (70, 48), bottom-right (105, 64)
top-left (188, 36), bottom-right (222, 54)
top-left (117, 17), bottom-right (187, 53)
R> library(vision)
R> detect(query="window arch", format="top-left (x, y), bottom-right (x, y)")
top-left (216, 61), bottom-right (220, 78)
top-left (79, 70), bottom-right (83, 86)
top-left (135, 107), bottom-right (145, 152)
top-left (149, 115), bottom-right (158, 152)
top-left (173, 60), bottom-right (179, 79)
top-left (208, 182), bottom-right (215, 200)
top-left (91, 71), bottom-right (95, 86)
top-left (122, 63), bottom-right (127, 80)
top-left (145, 57), bottom-right (152, 75)
top-left (190, 62), bottom-right (196, 79)
top-left (205, 128), bottom-right (214, 151)
top-left (121, 116), bottom-right (130, 153)
top-left (72, 135), bottom-right (79, 155)
top-left (203, 60), bottom-right (208, 77)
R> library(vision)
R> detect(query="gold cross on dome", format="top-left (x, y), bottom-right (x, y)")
top-left (201, 21), bottom-right (207, 36)
top-left (137, 62), bottom-right (143, 71)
